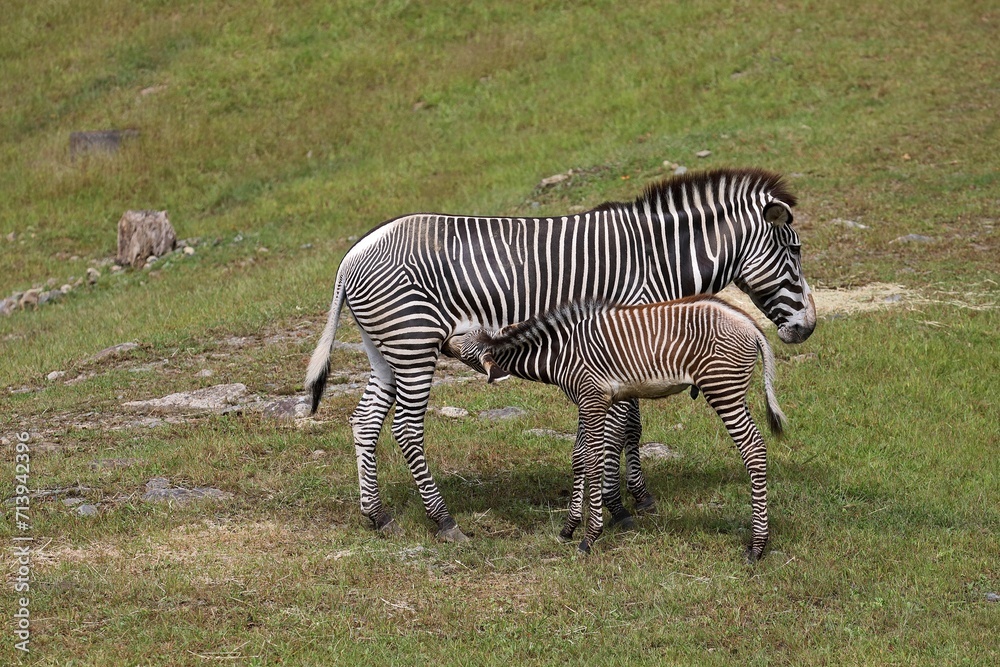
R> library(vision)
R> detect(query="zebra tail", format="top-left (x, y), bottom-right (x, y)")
top-left (305, 271), bottom-right (347, 414)
top-left (757, 329), bottom-right (787, 437)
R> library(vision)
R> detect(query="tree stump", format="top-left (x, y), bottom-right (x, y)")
top-left (116, 210), bottom-right (176, 268)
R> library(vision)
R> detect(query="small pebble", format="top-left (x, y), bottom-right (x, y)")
top-left (695, 149), bottom-right (712, 158)
top-left (46, 370), bottom-right (66, 381)
top-left (183, 246), bottom-right (195, 255)
top-left (311, 449), bottom-right (327, 459)
top-left (195, 369), bottom-right (214, 377)
top-left (986, 592), bottom-right (1000, 603)
top-left (75, 504), bottom-right (99, 517)
top-left (439, 406), bottom-right (469, 419)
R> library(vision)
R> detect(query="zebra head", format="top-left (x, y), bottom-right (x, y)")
top-left (442, 328), bottom-right (512, 383)
top-left (735, 199), bottom-right (816, 344)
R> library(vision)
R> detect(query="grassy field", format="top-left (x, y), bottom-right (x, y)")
top-left (1, 1), bottom-right (998, 664)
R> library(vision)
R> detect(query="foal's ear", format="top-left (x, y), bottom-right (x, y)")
top-left (763, 201), bottom-right (793, 228)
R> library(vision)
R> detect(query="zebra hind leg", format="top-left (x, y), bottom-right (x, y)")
top-left (601, 402), bottom-right (636, 531)
top-left (622, 399), bottom-right (656, 514)
top-left (350, 371), bottom-right (399, 534)
top-left (707, 395), bottom-right (770, 563)
top-left (577, 399), bottom-right (611, 555)
top-left (390, 368), bottom-right (469, 543)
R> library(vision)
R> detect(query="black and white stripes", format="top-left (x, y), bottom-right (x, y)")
top-left (450, 296), bottom-right (785, 560)
top-left (306, 168), bottom-right (814, 541)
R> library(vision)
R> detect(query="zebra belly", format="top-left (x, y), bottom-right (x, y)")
top-left (608, 376), bottom-right (694, 402)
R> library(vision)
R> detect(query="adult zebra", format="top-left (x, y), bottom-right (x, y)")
top-left (306, 168), bottom-right (815, 541)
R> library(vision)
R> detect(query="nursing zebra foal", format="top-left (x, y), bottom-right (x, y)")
top-left (306, 168), bottom-right (814, 543)
top-left (448, 295), bottom-right (785, 561)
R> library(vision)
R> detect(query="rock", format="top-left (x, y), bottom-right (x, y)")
top-left (639, 442), bottom-right (682, 461)
top-left (831, 218), bottom-right (869, 230)
top-left (38, 289), bottom-right (63, 305)
top-left (46, 370), bottom-right (66, 381)
top-left (987, 592), bottom-right (1000, 603)
top-left (75, 504), bottom-right (99, 517)
top-left (62, 497), bottom-right (85, 506)
top-left (141, 478), bottom-right (232, 505)
top-left (695, 150), bottom-right (712, 158)
top-left (311, 449), bottom-right (327, 459)
top-left (195, 369), bottom-right (214, 377)
top-left (86, 267), bottom-right (101, 285)
top-left (438, 406), bottom-right (470, 419)
top-left (674, 166), bottom-right (688, 175)
top-left (890, 234), bottom-right (934, 244)
top-left (0, 296), bottom-right (17, 316)
top-left (88, 342), bottom-right (139, 363)
top-left (539, 172), bottom-right (570, 187)
top-left (523, 428), bottom-right (576, 441)
top-left (69, 129), bottom-right (139, 158)
top-left (183, 246), bottom-right (195, 256)
top-left (110, 264), bottom-right (123, 272)
top-left (60, 284), bottom-right (73, 294)
top-left (116, 210), bottom-right (177, 268)
top-left (478, 406), bottom-right (528, 421)
top-left (260, 396), bottom-right (311, 421)
top-left (123, 383), bottom-right (248, 415)
top-left (19, 289), bottom-right (41, 309)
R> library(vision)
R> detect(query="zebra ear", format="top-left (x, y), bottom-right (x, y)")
top-left (763, 201), bottom-right (793, 228)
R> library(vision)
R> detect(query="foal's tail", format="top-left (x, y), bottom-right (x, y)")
top-left (756, 329), bottom-right (787, 436)
top-left (305, 270), bottom-right (347, 414)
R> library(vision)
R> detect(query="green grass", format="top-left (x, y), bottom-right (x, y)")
top-left (1, 1), bottom-right (998, 664)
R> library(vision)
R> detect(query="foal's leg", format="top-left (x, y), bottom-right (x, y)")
top-left (706, 394), bottom-right (769, 562)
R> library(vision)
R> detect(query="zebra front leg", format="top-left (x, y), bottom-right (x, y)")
top-left (350, 374), bottom-right (399, 533)
top-left (709, 397), bottom-right (770, 563)
top-left (577, 398), bottom-right (610, 554)
top-left (391, 370), bottom-right (468, 543)
top-left (559, 426), bottom-right (586, 542)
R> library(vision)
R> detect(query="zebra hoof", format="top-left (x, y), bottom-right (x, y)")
top-left (436, 524), bottom-right (470, 543)
top-left (744, 545), bottom-right (765, 565)
top-left (558, 527), bottom-right (575, 543)
top-left (634, 494), bottom-right (657, 515)
top-left (608, 512), bottom-right (636, 531)
top-left (577, 539), bottom-right (592, 555)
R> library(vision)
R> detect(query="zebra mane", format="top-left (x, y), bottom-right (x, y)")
top-left (474, 298), bottom-right (618, 352)
top-left (595, 167), bottom-right (797, 213)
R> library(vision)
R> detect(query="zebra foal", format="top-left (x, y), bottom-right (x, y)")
top-left (447, 295), bottom-right (786, 561)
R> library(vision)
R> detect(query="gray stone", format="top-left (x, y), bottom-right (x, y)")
top-left (123, 383), bottom-right (248, 415)
top-left (986, 592), bottom-right (1000, 603)
top-left (69, 129), bottom-right (139, 158)
top-left (523, 428), bottom-right (576, 441)
top-left (86, 267), bottom-right (101, 284)
top-left (19, 289), bottom-right (41, 309)
top-left (38, 289), bottom-right (63, 305)
top-left (62, 497), bottom-right (85, 507)
top-left (674, 166), bottom-right (688, 175)
top-left (479, 406), bottom-right (528, 421)
top-left (639, 442), bottom-right (682, 461)
top-left (142, 478), bottom-right (232, 505)
top-left (88, 341), bottom-right (139, 363)
top-left (260, 396), bottom-right (311, 421)
top-left (195, 369), bottom-right (214, 377)
top-left (695, 149), bottom-right (712, 158)
top-left (891, 234), bottom-right (934, 244)
top-left (539, 172), bottom-right (570, 187)
top-left (75, 504), bottom-right (99, 517)
top-left (0, 296), bottom-right (17, 316)
top-left (831, 218), bottom-right (869, 230)
top-left (438, 406), bottom-right (469, 419)
top-left (47, 370), bottom-right (66, 381)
